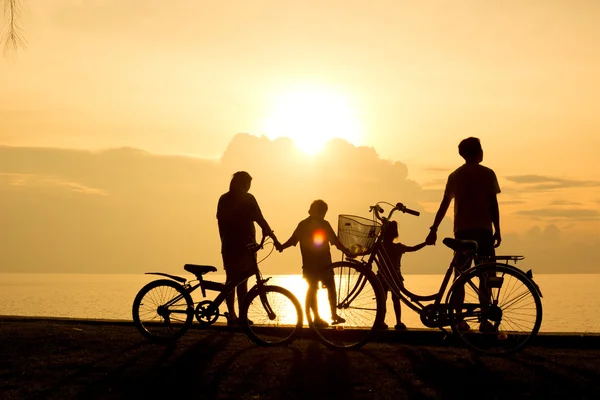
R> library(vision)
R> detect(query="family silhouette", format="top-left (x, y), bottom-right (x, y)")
top-left (216, 137), bottom-right (502, 330)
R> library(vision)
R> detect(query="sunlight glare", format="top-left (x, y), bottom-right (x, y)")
top-left (263, 87), bottom-right (362, 155)
top-left (312, 230), bottom-right (326, 247)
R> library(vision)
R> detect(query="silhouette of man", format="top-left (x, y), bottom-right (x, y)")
top-left (425, 137), bottom-right (501, 332)
top-left (217, 171), bottom-right (278, 325)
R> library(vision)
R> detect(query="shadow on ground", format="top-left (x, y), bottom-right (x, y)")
top-left (1, 321), bottom-right (600, 400)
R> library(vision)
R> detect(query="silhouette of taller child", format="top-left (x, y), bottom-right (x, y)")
top-left (278, 200), bottom-right (350, 327)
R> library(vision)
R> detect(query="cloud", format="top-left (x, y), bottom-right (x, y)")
top-left (0, 135), bottom-right (597, 275)
top-left (0, 135), bottom-right (435, 274)
top-left (513, 208), bottom-right (600, 220)
top-left (420, 178), bottom-right (447, 188)
top-left (549, 200), bottom-right (582, 206)
top-left (0, 173), bottom-right (107, 196)
top-left (505, 174), bottom-right (600, 191)
top-left (423, 167), bottom-right (453, 173)
top-left (499, 200), bottom-right (527, 205)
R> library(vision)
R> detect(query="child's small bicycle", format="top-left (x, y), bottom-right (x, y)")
top-left (132, 235), bottom-right (303, 346)
top-left (308, 201), bottom-right (543, 355)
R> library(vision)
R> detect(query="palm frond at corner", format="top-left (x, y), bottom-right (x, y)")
top-left (1, 0), bottom-right (27, 56)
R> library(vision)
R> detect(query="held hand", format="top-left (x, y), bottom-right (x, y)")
top-left (274, 240), bottom-right (283, 252)
top-left (425, 230), bottom-right (437, 245)
top-left (493, 231), bottom-right (502, 248)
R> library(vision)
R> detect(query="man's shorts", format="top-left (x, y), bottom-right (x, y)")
top-left (453, 228), bottom-right (495, 271)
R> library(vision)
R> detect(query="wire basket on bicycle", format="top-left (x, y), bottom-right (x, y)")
top-left (338, 214), bottom-right (382, 256)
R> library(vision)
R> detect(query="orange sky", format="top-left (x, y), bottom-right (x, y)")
top-left (0, 1), bottom-right (598, 274)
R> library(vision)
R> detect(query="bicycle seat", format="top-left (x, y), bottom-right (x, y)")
top-left (184, 264), bottom-right (217, 275)
top-left (442, 238), bottom-right (478, 253)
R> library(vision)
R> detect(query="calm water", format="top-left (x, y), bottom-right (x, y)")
top-left (0, 273), bottom-right (598, 333)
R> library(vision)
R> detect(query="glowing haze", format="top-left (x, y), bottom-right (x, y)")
top-left (263, 86), bottom-right (363, 155)
top-left (0, 1), bottom-right (598, 275)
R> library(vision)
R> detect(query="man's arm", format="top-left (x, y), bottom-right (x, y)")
top-left (489, 194), bottom-right (501, 247)
top-left (426, 195), bottom-right (451, 245)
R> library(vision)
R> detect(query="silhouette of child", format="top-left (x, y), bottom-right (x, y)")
top-left (278, 200), bottom-right (350, 327)
top-left (378, 220), bottom-right (427, 330)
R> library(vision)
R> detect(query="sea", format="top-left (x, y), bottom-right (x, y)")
top-left (0, 273), bottom-right (598, 333)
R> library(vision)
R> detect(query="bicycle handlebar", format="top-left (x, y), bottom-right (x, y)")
top-left (247, 231), bottom-right (281, 254)
top-left (247, 234), bottom-right (268, 254)
top-left (397, 203), bottom-right (420, 216)
top-left (369, 202), bottom-right (420, 222)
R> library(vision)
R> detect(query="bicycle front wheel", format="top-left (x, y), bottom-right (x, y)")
top-left (447, 263), bottom-right (543, 355)
top-left (240, 285), bottom-right (303, 346)
top-left (308, 261), bottom-right (384, 349)
top-left (132, 279), bottom-right (194, 342)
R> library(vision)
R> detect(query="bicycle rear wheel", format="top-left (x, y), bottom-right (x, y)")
top-left (447, 263), bottom-right (543, 355)
top-left (240, 285), bottom-right (303, 346)
top-left (308, 261), bottom-right (384, 349)
top-left (132, 279), bottom-right (194, 342)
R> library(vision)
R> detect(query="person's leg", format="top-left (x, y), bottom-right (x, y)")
top-left (323, 274), bottom-right (345, 324)
top-left (391, 293), bottom-right (403, 328)
top-left (236, 252), bottom-right (257, 307)
top-left (236, 280), bottom-right (248, 308)
top-left (229, 252), bottom-right (257, 325)
top-left (224, 272), bottom-right (238, 322)
top-left (375, 273), bottom-right (390, 328)
top-left (222, 252), bottom-right (238, 323)
top-left (451, 232), bottom-right (473, 331)
top-left (473, 229), bottom-right (496, 332)
top-left (306, 281), bottom-right (325, 323)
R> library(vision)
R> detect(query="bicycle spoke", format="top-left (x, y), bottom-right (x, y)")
top-left (309, 262), bottom-right (383, 349)
top-left (448, 264), bottom-right (542, 355)
top-left (241, 286), bottom-right (302, 346)
top-left (132, 280), bottom-right (193, 342)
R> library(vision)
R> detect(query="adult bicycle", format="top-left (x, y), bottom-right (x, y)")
top-left (309, 201), bottom-right (543, 354)
top-left (132, 234), bottom-right (303, 346)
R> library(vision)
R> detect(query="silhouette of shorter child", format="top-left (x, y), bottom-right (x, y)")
top-left (378, 220), bottom-right (427, 330)
top-left (278, 200), bottom-right (350, 327)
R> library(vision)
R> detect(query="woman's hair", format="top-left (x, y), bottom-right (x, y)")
top-left (383, 220), bottom-right (399, 242)
top-left (229, 171), bottom-right (252, 192)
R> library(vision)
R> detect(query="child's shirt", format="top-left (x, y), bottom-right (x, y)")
top-left (288, 216), bottom-right (338, 272)
top-left (382, 241), bottom-right (409, 271)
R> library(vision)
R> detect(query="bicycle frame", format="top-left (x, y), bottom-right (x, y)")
top-left (145, 233), bottom-right (279, 320)
top-left (146, 269), bottom-right (273, 320)
top-left (366, 237), bottom-right (462, 315)
top-left (356, 204), bottom-right (518, 317)
top-left (315, 202), bottom-right (544, 353)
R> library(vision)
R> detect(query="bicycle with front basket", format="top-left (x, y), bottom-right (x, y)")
top-left (132, 234), bottom-right (303, 346)
top-left (308, 201), bottom-right (543, 355)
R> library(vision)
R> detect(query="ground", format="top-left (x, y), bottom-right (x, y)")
top-left (1, 319), bottom-right (599, 400)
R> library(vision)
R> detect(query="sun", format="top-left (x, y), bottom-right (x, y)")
top-left (263, 87), bottom-right (362, 155)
